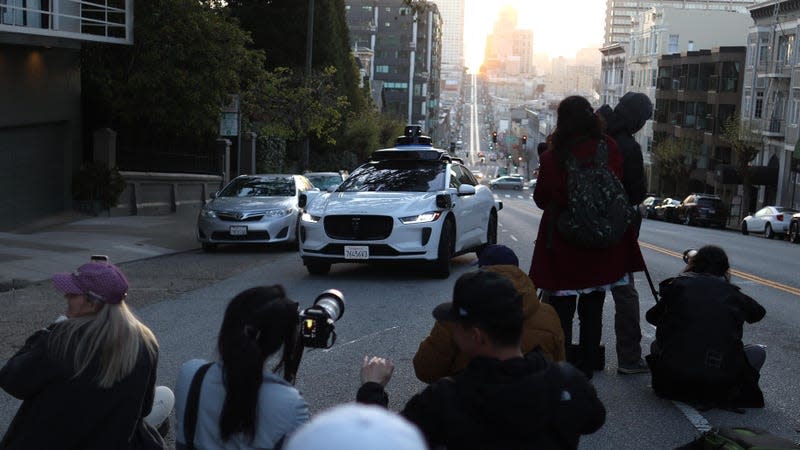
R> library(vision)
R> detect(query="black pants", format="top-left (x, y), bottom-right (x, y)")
top-left (550, 291), bottom-right (605, 374)
top-left (610, 278), bottom-right (643, 365)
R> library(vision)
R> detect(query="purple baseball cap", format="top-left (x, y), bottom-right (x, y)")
top-left (52, 262), bottom-right (129, 304)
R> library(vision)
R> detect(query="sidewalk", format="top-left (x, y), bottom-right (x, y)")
top-left (0, 209), bottom-right (201, 291)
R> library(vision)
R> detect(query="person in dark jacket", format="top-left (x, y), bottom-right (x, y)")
top-left (530, 95), bottom-right (646, 379)
top-left (645, 245), bottom-right (767, 409)
top-left (358, 270), bottom-right (606, 450)
top-left (0, 261), bottom-right (166, 450)
top-left (596, 92), bottom-right (653, 375)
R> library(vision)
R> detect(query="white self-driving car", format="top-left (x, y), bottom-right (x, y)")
top-left (298, 133), bottom-right (502, 277)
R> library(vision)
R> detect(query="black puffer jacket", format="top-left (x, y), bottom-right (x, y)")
top-left (645, 273), bottom-right (766, 408)
top-left (597, 92), bottom-right (652, 206)
top-left (358, 352), bottom-right (605, 450)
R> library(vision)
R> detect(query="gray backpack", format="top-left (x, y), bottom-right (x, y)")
top-left (555, 139), bottom-right (633, 249)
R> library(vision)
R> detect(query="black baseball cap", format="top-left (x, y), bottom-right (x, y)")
top-left (432, 271), bottom-right (521, 324)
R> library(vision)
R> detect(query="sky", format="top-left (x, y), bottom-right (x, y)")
top-left (463, 0), bottom-right (607, 71)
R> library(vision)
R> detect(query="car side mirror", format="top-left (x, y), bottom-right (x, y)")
top-left (298, 193), bottom-right (307, 208)
top-left (457, 184), bottom-right (476, 196)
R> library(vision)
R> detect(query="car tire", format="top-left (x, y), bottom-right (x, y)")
top-left (201, 243), bottom-right (217, 252)
top-left (741, 222), bottom-right (749, 235)
top-left (765, 223), bottom-right (774, 239)
top-left (478, 211), bottom-right (498, 256)
top-left (306, 260), bottom-right (331, 275)
top-left (432, 219), bottom-right (454, 279)
top-left (790, 222), bottom-right (800, 243)
top-left (684, 214), bottom-right (693, 226)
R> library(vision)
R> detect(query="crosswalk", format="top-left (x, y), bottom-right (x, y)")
top-left (493, 191), bottom-right (531, 200)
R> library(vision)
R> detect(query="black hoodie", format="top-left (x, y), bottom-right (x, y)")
top-left (597, 92), bottom-right (653, 206)
top-left (357, 352), bottom-right (605, 450)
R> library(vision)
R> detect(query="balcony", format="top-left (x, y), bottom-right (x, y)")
top-left (0, 0), bottom-right (132, 45)
top-left (757, 60), bottom-right (792, 79)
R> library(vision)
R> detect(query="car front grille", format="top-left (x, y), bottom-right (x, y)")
top-left (216, 212), bottom-right (264, 222)
top-left (324, 215), bottom-right (393, 240)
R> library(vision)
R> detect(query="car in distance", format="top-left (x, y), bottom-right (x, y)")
top-left (640, 196), bottom-right (663, 219)
top-left (676, 193), bottom-right (727, 228)
top-left (741, 206), bottom-right (799, 239)
top-left (489, 175), bottom-right (524, 190)
top-left (298, 129), bottom-right (502, 278)
top-left (789, 213), bottom-right (800, 243)
top-left (304, 172), bottom-right (346, 191)
top-left (197, 174), bottom-right (315, 251)
top-left (654, 197), bottom-right (681, 222)
top-left (470, 169), bottom-right (484, 182)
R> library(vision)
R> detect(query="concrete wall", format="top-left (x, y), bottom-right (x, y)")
top-left (0, 44), bottom-right (81, 230)
top-left (113, 172), bottom-right (223, 216)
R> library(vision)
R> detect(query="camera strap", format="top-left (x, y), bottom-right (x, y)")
top-left (182, 362), bottom-right (214, 450)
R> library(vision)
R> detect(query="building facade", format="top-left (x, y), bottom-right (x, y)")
top-left (653, 47), bottom-right (746, 224)
top-left (482, 6), bottom-right (533, 76)
top-left (345, 0), bottom-right (443, 137)
top-left (741, 0), bottom-right (800, 210)
top-left (0, 0), bottom-right (133, 229)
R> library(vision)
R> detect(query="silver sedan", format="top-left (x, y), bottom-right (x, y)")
top-left (197, 174), bottom-right (315, 250)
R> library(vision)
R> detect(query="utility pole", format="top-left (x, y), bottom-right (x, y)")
top-left (302, 0), bottom-right (315, 171)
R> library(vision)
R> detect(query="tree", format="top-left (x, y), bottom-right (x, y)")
top-left (82, 0), bottom-right (265, 153)
top-left (651, 137), bottom-right (695, 195)
top-left (720, 115), bottom-right (761, 217)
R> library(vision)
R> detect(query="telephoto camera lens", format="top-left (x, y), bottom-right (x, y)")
top-left (313, 289), bottom-right (345, 322)
top-left (682, 248), bottom-right (698, 264)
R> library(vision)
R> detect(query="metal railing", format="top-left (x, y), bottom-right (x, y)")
top-left (0, 0), bottom-right (131, 45)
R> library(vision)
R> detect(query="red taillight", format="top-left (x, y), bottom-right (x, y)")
top-left (777, 214), bottom-right (784, 221)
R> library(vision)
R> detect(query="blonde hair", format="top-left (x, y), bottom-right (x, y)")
top-left (50, 301), bottom-right (158, 388)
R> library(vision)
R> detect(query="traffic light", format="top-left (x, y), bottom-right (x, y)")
top-left (522, 135), bottom-right (528, 145)
top-left (492, 131), bottom-right (497, 143)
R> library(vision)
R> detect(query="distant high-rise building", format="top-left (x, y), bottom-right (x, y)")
top-left (433, 0), bottom-right (464, 68)
top-left (603, 0), bottom-right (756, 45)
top-left (482, 5), bottom-right (533, 75)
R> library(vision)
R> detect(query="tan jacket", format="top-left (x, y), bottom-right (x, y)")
top-left (413, 265), bottom-right (566, 383)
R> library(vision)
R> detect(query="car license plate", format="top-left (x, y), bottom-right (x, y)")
top-left (229, 226), bottom-right (247, 236)
top-left (344, 245), bottom-right (369, 260)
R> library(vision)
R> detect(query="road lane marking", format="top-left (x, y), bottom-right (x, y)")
top-left (510, 235), bottom-right (518, 242)
top-left (673, 401), bottom-right (712, 433)
top-left (638, 241), bottom-right (800, 297)
top-left (321, 326), bottom-right (400, 353)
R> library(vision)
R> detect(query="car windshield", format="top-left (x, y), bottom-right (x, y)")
top-left (306, 175), bottom-right (342, 190)
top-left (697, 198), bottom-right (721, 207)
top-left (338, 160), bottom-right (446, 192)
top-left (219, 177), bottom-right (295, 197)
top-left (775, 207), bottom-right (799, 213)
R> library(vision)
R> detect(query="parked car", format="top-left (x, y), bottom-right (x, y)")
top-left (741, 206), bottom-right (800, 239)
top-left (489, 175), bottom-right (524, 190)
top-left (299, 133), bottom-right (502, 278)
top-left (790, 213), bottom-right (800, 243)
top-left (654, 198), bottom-right (681, 222)
top-left (197, 174), bottom-right (315, 250)
top-left (305, 171), bottom-right (346, 191)
top-left (640, 196), bottom-right (663, 219)
top-left (676, 193), bottom-right (727, 228)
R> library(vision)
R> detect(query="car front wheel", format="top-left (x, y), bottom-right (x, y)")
top-left (790, 222), bottom-right (800, 243)
top-left (765, 223), bottom-right (774, 239)
top-left (432, 219), bottom-right (454, 279)
top-left (741, 222), bottom-right (749, 235)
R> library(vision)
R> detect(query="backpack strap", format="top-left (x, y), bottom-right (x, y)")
top-left (183, 362), bottom-right (214, 450)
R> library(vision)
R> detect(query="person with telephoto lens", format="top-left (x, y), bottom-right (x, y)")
top-left (0, 260), bottom-right (169, 450)
top-left (175, 285), bottom-right (311, 450)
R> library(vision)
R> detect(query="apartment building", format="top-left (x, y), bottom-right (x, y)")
top-left (345, 1), bottom-right (443, 138)
top-left (742, 0), bottom-right (800, 209)
top-left (0, 0), bottom-right (133, 229)
top-left (653, 47), bottom-right (747, 222)
top-left (482, 5), bottom-right (533, 76)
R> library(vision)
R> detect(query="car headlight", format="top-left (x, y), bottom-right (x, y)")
top-left (264, 208), bottom-right (292, 217)
top-left (399, 211), bottom-right (441, 224)
top-left (200, 208), bottom-right (217, 218)
top-left (301, 212), bottom-right (321, 223)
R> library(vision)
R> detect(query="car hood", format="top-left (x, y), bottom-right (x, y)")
top-left (206, 196), bottom-right (295, 212)
top-left (308, 192), bottom-right (437, 216)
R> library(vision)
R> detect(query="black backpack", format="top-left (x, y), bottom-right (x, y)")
top-left (555, 139), bottom-right (633, 249)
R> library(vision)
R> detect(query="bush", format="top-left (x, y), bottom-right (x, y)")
top-left (72, 162), bottom-right (127, 212)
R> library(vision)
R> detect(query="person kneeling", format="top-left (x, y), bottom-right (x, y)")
top-left (646, 245), bottom-right (766, 410)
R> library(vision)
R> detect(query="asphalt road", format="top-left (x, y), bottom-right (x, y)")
top-left (2, 193), bottom-right (799, 448)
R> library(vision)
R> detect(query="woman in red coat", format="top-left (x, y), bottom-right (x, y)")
top-left (529, 95), bottom-right (645, 379)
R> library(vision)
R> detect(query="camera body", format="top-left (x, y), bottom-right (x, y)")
top-left (299, 289), bottom-right (345, 349)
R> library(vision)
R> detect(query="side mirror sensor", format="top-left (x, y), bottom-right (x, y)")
top-left (436, 193), bottom-right (453, 209)
top-left (298, 193), bottom-right (307, 209)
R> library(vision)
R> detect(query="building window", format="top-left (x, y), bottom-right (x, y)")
top-left (758, 38), bottom-right (770, 65)
top-left (790, 91), bottom-right (800, 125)
top-left (668, 34), bottom-right (679, 53)
top-left (755, 91), bottom-right (764, 118)
top-left (652, 69), bottom-right (657, 87)
top-left (376, 65), bottom-right (389, 73)
top-left (385, 22), bottom-right (391, 27)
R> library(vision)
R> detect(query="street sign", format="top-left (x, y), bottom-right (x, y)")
top-left (219, 112), bottom-right (238, 136)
